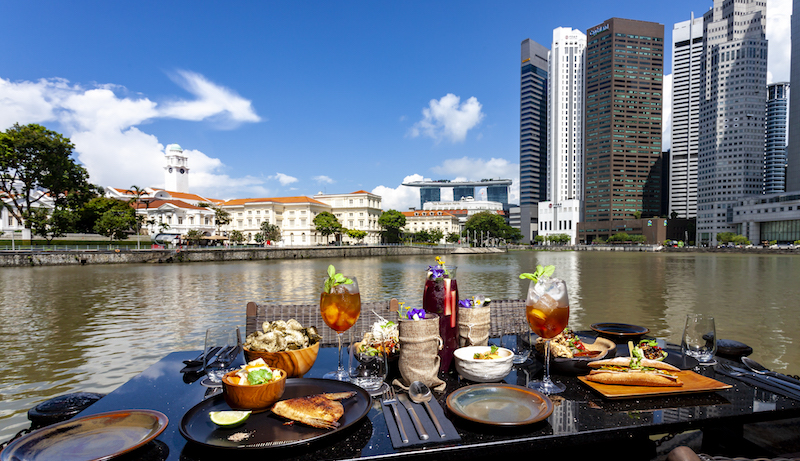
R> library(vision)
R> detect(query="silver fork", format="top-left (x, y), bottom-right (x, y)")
top-left (382, 387), bottom-right (409, 443)
top-left (718, 363), bottom-right (800, 393)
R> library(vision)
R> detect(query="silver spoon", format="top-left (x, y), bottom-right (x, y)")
top-left (409, 381), bottom-right (446, 438)
top-left (741, 357), bottom-right (800, 386)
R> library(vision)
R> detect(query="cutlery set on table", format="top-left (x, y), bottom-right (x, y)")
top-left (715, 357), bottom-right (800, 400)
top-left (379, 382), bottom-right (460, 447)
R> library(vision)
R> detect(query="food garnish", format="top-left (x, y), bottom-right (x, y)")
top-left (459, 295), bottom-right (491, 308)
top-left (519, 264), bottom-right (556, 283)
top-left (473, 345), bottom-right (501, 360)
top-left (324, 264), bottom-right (353, 294)
top-left (360, 315), bottom-right (399, 356)
top-left (229, 358), bottom-right (282, 385)
top-left (535, 328), bottom-right (599, 358)
top-left (635, 339), bottom-right (667, 361)
top-left (209, 410), bottom-right (252, 427)
top-left (398, 301), bottom-right (425, 320)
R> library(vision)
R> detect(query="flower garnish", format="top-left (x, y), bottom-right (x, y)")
top-left (459, 295), bottom-right (491, 308)
top-left (398, 301), bottom-right (425, 320)
top-left (519, 264), bottom-right (555, 283)
top-left (427, 256), bottom-right (451, 280)
top-left (324, 264), bottom-right (353, 293)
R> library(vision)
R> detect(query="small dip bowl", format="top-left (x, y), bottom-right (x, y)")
top-left (221, 368), bottom-right (287, 413)
top-left (454, 346), bottom-right (514, 382)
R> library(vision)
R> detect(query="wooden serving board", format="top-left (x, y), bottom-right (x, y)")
top-left (578, 370), bottom-right (732, 399)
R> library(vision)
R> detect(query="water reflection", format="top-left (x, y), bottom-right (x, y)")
top-left (1, 252), bottom-right (799, 441)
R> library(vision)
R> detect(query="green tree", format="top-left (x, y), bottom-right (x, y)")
top-left (533, 235), bottom-right (545, 245)
top-left (255, 222), bottom-right (281, 245)
top-left (0, 123), bottom-right (96, 228)
top-left (463, 211), bottom-right (518, 245)
top-left (229, 229), bottom-right (245, 245)
top-left (128, 185), bottom-right (149, 249)
top-left (185, 229), bottom-right (205, 246)
top-left (25, 206), bottom-right (77, 243)
top-left (198, 202), bottom-right (231, 236)
top-left (429, 228), bottom-right (444, 244)
top-left (378, 210), bottom-right (406, 243)
top-left (632, 211), bottom-right (642, 219)
top-left (446, 232), bottom-right (460, 243)
top-left (76, 197), bottom-right (130, 234)
top-left (313, 211), bottom-right (343, 243)
top-left (413, 229), bottom-right (431, 243)
top-left (94, 207), bottom-right (136, 242)
top-left (346, 228), bottom-right (368, 243)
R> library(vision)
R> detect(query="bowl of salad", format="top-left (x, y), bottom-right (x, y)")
top-left (454, 345), bottom-right (514, 382)
top-left (533, 328), bottom-right (617, 375)
top-left (222, 358), bottom-right (287, 412)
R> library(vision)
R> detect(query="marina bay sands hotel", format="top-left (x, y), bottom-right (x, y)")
top-left (402, 179), bottom-right (512, 209)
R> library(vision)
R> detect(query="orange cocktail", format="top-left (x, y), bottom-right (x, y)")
top-left (320, 291), bottom-right (361, 333)
top-left (525, 275), bottom-right (570, 394)
top-left (526, 293), bottom-right (569, 340)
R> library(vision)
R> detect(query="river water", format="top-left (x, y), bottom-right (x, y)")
top-left (1, 251), bottom-right (798, 440)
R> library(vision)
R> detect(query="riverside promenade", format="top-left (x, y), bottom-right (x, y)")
top-left (0, 245), bottom-right (451, 267)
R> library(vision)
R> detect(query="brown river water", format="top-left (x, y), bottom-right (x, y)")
top-left (1, 250), bottom-right (798, 440)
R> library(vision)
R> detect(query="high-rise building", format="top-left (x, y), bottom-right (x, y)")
top-left (486, 185), bottom-right (509, 204)
top-left (669, 15), bottom-right (703, 219)
top-left (519, 39), bottom-right (549, 243)
top-left (582, 18), bottom-right (664, 226)
top-left (787, 0), bottom-right (800, 192)
top-left (452, 186), bottom-right (474, 201)
top-left (537, 27), bottom-right (586, 245)
top-left (696, 0), bottom-right (767, 245)
top-left (764, 82), bottom-right (789, 194)
top-left (419, 187), bottom-right (441, 209)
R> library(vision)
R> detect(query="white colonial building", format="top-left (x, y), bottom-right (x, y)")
top-left (220, 196), bottom-right (331, 246)
top-left (401, 210), bottom-right (460, 243)
top-left (313, 190), bottom-right (383, 244)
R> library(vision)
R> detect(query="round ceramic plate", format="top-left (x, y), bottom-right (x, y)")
top-left (1, 409), bottom-right (168, 461)
top-left (591, 323), bottom-right (650, 341)
top-left (446, 383), bottom-right (553, 426)
top-left (180, 378), bottom-right (370, 449)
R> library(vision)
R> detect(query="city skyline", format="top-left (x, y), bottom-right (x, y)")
top-left (1, 1), bottom-right (792, 212)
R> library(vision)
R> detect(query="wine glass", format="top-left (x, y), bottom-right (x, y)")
top-left (202, 326), bottom-right (241, 387)
top-left (525, 276), bottom-right (570, 394)
top-left (320, 276), bottom-right (361, 381)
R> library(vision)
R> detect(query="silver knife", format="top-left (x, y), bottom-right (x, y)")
top-left (398, 394), bottom-right (429, 440)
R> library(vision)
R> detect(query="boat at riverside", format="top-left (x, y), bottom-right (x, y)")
top-left (1, 251), bottom-right (799, 442)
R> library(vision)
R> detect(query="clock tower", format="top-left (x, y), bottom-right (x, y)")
top-left (164, 144), bottom-right (189, 193)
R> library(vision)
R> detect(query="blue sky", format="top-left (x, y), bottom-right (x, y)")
top-left (1, 1), bottom-right (791, 210)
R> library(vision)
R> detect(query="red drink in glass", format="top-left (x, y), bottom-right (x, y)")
top-left (422, 271), bottom-right (458, 373)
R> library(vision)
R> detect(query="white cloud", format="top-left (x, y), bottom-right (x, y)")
top-left (0, 73), bottom-right (262, 195)
top-left (767, 0), bottom-right (792, 83)
top-left (269, 172), bottom-right (298, 186)
top-left (409, 94), bottom-right (485, 143)
top-left (372, 174), bottom-right (423, 211)
top-left (161, 70), bottom-right (261, 125)
top-left (313, 175), bottom-right (335, 184)
top-left (662, 74), bottom-right (673, 151)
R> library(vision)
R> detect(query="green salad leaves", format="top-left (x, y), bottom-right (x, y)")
top-left (247, 369), bottom-right (273, 385)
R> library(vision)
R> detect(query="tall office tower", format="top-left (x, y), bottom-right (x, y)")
top-left (538, 27), bottom-right (586, 244)
top-left (583, 18), bottom-right (664, 223)
top-left (765, 82), bottom-right (789, 194)
top-left (669, 15), bottom-right (704, 219)
top-left (519, 38), bottom-right (549, 243)
top-left (696, 0), bottom-right (767, 245)
top-left (486, 185), bottom-right (509, 204)
top-left (787, 0), bottom-right (800, 191)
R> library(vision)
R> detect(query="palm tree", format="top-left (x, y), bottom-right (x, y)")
top-left (129, 185), bottom-right (149, 249)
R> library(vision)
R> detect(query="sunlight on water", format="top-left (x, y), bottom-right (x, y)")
top-left (1, 251), bottom-right (799, 440)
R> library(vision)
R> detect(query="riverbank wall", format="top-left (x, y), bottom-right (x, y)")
top-left (0, 245), bottom-right (445, 267)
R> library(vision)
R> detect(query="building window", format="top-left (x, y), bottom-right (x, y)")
top-left (178, 217), bottom-right (183, 225)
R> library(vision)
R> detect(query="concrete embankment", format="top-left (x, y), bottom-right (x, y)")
top-left (0, 245), bottom-right (444, 267)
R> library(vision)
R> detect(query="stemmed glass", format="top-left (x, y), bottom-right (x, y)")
top-left (321, 276), bottom-right (361, 381)
top-left (525, 276), bottom-right (570, 394)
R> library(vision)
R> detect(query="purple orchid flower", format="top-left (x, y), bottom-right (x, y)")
top-left (407, 307), bottom-right (426, 320)
top-left (427, 265), bottom-right (446, 280)
top-left (459, 299), bottom-right (473, 308)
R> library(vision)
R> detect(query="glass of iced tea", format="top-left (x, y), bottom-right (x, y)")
top-left (321, 276), bottom-right (361, 381)
top-left (525, 276), bottom-right (569, 394)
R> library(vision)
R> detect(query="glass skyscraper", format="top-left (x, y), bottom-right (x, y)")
top-left (519, 38), bottom-right (549, 243)
top-left (764, 82), bottom-right (789, 194)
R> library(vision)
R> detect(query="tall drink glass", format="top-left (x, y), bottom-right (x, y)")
top-left (422, 265), bottom-right (458, 373)
top-left (526, 276), bottom-right (570, 394)
top-left (321, 276), bottom-right (361, 381)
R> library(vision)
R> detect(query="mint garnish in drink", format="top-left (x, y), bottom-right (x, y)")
top-left (324, 264), bottom-right (353, 293)
top-left (519, 264), bottom-right (555, 283)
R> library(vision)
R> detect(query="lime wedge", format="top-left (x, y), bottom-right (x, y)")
top-left (209, 410), bottom-right (251, 426)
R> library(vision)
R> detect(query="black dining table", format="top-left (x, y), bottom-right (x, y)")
top-left (74, 336), bottom-right (800, 461)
